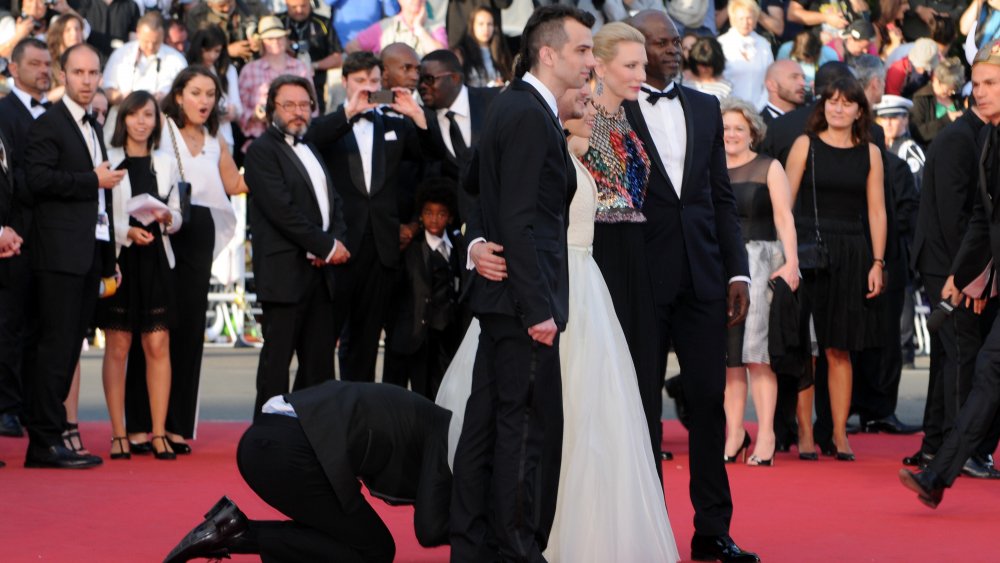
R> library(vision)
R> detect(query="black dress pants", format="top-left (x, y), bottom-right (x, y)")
top-left (449, 313), bottom-right (562, 563)
top-left (851, 282), bottom-right (906, 420)
top-left (0, 253), bottom-right (31, 417)
top-left (648, 289), bottom-right (733, 537)
top-left (330, 233), bottom-right (395, 382)
top-left (237, 414), bottom-right (395, 563)
top-left (25, 245), bottom-right (101, 448)
top-left (253, 275), bottom-right (337, 417)
top-left (126, 206), bottom-right (214, 437)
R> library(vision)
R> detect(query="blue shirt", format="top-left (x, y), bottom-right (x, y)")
top-left (328, 0), bottom-right (399, 43)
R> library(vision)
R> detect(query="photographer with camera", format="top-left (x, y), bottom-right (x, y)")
top-left (278, 0), bottom-right (343, 113)
top-left (185, 0), bottom-right (268, 70)
top-left (0, 0), bottom-right (87, 59)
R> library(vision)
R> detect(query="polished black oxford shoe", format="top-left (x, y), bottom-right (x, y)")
top-left (0, 413), bottom-right (24, 437)
top-left (863, 414), bottom-right (921, 435)
top-left (961, 455), bottom-right (1000, 479)
top-left (24, 445), bottom-right (102, 469)
top-left (164, 497), bottom-right (254, 563)
top-left (898, 469), bottom-right (945, 509)
top-left (691, 534), bottom-right (761, 562)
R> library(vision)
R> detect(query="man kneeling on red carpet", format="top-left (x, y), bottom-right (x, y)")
top-left (163, 380), bottom-right (452, 562)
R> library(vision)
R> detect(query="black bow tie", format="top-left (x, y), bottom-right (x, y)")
top-left (31, 98), bottom-right (52, 109)
top-left (292, 135), bottom-right (304, 146)
top-left (82, 112), bottom-right (99, 127)
top-left (642, 85), bottom-right (679, 105)
top-left (351, 111), bottom-right (375, 124)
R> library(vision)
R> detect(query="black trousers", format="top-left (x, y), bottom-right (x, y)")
top-left (647, 289), bottom-right (732, 537)
top-left (449, 313), bottom-right (562, 563)
top-left (851, 282), bottom-right (906, 420)
top-left (331, 233), bottom-right (395, 382)
top-left (383, 326), bottom-right (460, 400)
top-left (25, 246), bottom-right (101, 448)
top-left (253, 276), bottom-right (337, 417)
top-left (0, 253), bottom-right (31, 417)
top-left (237, 414), bottom-right (395, 563)
top-left (928, 312), bottom-right (1000, 486)
top-left (126, 206), bottom-right (214, 437)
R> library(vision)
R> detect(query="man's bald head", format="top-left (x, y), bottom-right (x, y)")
top-left (381, 42), bottom-right (420, 90)
top-left (765, 59), bottom-right (806, 110)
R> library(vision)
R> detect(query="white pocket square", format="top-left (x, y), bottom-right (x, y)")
top-left (384, 131), bottom-right (398, 141)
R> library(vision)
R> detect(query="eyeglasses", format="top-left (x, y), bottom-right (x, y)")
top-left (277, 100), bottom-right (314, 113)
top-left (419, 72), bottom-right (454, 86)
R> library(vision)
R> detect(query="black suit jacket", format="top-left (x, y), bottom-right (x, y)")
top-left (0, 93), bottom-right (38, 235)
top-left (952, 124), bottom-right (1000, 293)
top-left (245, 126), bottom-right (347, 304)
top-left (424, 86), bottom-right (500, 181)
top-left (625, 86), bottom-right (748, 305)
top-left (285, 380), bottom-right (452, 547)
top-left (306, 107), bottom-right (423, 268)
top-left (0, 127), bottom-right (14, 287)
top-left (466, 78), bottom-right (574, 329)
top-left (24, 101), bottom-right (115, 277)
top-left (912, 111), bottom-right (986, 278)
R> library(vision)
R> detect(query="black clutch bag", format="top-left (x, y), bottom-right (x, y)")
top-left (798, 140), bottom-right (830, 271)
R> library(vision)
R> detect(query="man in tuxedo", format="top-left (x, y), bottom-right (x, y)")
top-left (164, 380), bottom-right (452, 562)
top-left (450, 6), bottom-right (593, 562)
top-left (761, 59), bottom-right (806, 124)
top-left (245, 75), bottom-right (351, 417)
top-left (380, 43), bottom-right (423, 249)
top-left (0, 126), bottom-right (24, 468)
top-left (22, 43), bottom-right (125, 469)
top-left (908, 97), bottom-right (1000, 476)
top-left (305, 51), bottom-right (429, 382)
top-left (0, 37), bottom-right (51, 439)
top-left (899, 41), bottom-right (1000, 506)
top-left (627, 10), bottom-right (758, 562)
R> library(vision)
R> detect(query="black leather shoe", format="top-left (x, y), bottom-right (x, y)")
top-left (863, 414), bottom-right (921, 435)
top-left (691, 534), bottom-right (760, 562)
top-left (129, 440), bottom-right (154, 455)
top-left (660, 450), bottom-right (673, 461)
top-left (24, 444), bottom-right (102, 469)
top-left (961, 455), bottom-right (1000, 479)
top-left (164, 497), bottom-right (254, 563)
top-left (902, 450), bottom-right (934, 468)
top-left (898, 469), bottom-right (944, 509)
top-left (0, 459), bottom-right (5, 468)
top-left (0, 413), bottom-right (24, 437)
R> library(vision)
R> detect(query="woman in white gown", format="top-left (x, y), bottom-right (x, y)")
top-left (436, 81), bottom-right (679, 563)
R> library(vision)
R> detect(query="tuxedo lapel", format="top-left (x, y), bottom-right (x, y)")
top-left (979, 126), bottom-right (997, 220)
top-left (311, 144), bottom-right (337, 226)
top-left (677, 87), bottom-right (695, 201)
top-left (344, 128), bottom-right (368, 197)
top-left (57, 103), bottom-right (92, 161)
top-left (272, 130), bottom-right (320, 211)
top-left (469, 90), bottom-right (485, 146)
top-left (624, 101), bottom-right (679, 200)
top-left (369, 113), bottom-right (387, 196)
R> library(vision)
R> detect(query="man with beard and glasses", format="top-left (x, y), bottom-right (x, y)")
top-left (244, 75), bottom-right (350, 417)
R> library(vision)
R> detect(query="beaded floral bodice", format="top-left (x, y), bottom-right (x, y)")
top-left (581, 102), bottom-right (651, 224)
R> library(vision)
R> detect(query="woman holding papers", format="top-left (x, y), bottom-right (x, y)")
top-left (98, 91), bottom-right (184, 460)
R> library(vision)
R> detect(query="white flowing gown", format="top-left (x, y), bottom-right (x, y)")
top-left (436, 155), bottom-right (680, 563)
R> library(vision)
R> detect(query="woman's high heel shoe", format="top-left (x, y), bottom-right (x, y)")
top-left (166, 437), bottom-right (192, 455)
top-left (835, 450), bottom-right (856, 462)
top-left (747, 454), bottom-right (774, 467)
top-left (798, 451), bottom-right (819, 461)
top-left (724, 430), bottom-right (752, 463)
top-left (152, 435), bottom-right (177, 460)
top-left (110, 436), bottom-right (131, 460)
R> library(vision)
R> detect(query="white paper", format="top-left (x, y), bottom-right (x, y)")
top-left (126, 193), bottom-right (170, 226)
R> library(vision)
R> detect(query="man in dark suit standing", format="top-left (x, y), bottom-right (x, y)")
top-left (899, 41), bottom-right (1000, 506)
top-left (245, 75), bottom-right (351, 417)
top-left (163, 380), bottom-right (452, 562)
top-left (627, 10), bottom-right (758, 562)
top-left (305, 51), bottom-right (429, 382)
top-left (22, 43), bottom-right (125, 469)
top-left (449, 6), bottom-right (593, 562)
top-left (0, 37), bottom-right (52, 439)
top-left (0, 126), bottom-right (25, 468)
top-left (760, 59), bottom-right (806, 125)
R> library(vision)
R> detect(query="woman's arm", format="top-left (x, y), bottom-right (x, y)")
top-left (759, 5), bottom-right (786, 38)
top-left (865, 143), bottom-right (887, 298)
top-left (784, 134), bottom-right (810, 203)
top-left (960, 0), bottom-right (981, 37)
top-left (766, 158), bottom-right (800, 289)
top-left (218, 141), bottom-right (248, 195)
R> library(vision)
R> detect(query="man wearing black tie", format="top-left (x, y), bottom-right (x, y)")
top-left (305, 51), bottom-right (429, 382)
top-left (245, 75), bottom-right (351, 417)
top-left (22, 43), bottom-right (125, 469)
top-left (627, 11), bottom-right (758, 562)
top-left (450, 6), bottom-right (594, 562)
top-left (0, 38), bottom-right (52, 439)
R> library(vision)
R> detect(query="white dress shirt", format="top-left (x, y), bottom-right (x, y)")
top-left (436, 86), bottom-right (471, 158)
top-left (284, 133), bottom-right (338, 261)
top-left (718, 29), bottom-right (773, 111)
top-left (63, 95), bottom-right (109, 241)
top-left (10, 84), bottom-right (47, 119)
top-left (639, 82), bottom-right (686, 197)
top-left (426, 229), bottom-right (452, 260)
top-left (103, 41), bottom-right (188, 98)
top-left (351, 112), bottom-right (375, 193)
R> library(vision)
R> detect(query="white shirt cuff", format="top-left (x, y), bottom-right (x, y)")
top-left (466, 237), bottom-right (486, 270)
top-left (729, 276), bottom-right (752, 285)
top-left (307, 240), bottom-right (338, 263)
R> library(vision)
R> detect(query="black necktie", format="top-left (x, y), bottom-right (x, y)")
top-left (642, 85), bottom-right (678, 105)
top-left (31, 98), bottom-right (52, 109)
top-left (445, 110), bottom-right (468, 160)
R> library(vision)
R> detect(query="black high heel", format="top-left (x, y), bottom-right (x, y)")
top-left (747, 454), bottom-right (774, 467)
top-left (152, 435), bottom-right (177, 460)
top-left (835, 450), bottom-right (856, 462)
top-left (166, 437), bottom-right (192, 455)
top-left (724, 430), bottom-right (751, 463)
top-left (110, 436), bottom-right (131, 460)
top-left (798, 451), bottom-right (819, 461)
top-left (818, 439), bottom-right (836, 457)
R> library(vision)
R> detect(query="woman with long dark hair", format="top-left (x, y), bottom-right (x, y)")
top-left (125, 66), bottom-right (246, 455)
top-left (452, 7), bottom-right (512, 87)
top-left (784, 77), bottom-right (887, 462)
top-left (186, 27), bottom-right (243, 153)
top-left (100, 91), bottom-right (183, 461)
top-left (45, 13), bottom-right (85, 102)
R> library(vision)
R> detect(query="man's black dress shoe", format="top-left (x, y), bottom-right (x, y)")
top-left (898, 469), bottom-right (944, 509)
top-left (863, 415), bottom-right (921, 435)
top-left (660, 450), bottom-right (673, 461)
top-left (902, 450), bottom-right (934, 468)
top-left (961, 455), bottom-right (1000, 479)
top-left (0, 459), bottom-right (5, 468)
top-left (0, 413), bottom-right (24, 437)
top-left (24, 445), bottom-right (102, 469)
top-left (164, 497), bottom-right (255, 563)
top-left (691, 534), bottom-right (761, 562)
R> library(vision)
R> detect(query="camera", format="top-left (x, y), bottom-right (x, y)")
top-left (290, 40), bottom-right (309, 54)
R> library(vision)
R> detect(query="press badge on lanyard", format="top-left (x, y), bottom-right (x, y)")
top-left (96, 211), bottom-right (110, 241)
top-left (87, 122), bottom-right (111, 242)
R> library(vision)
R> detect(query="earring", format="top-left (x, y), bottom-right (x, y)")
top-left (596, 78), bottom-right (604, 96)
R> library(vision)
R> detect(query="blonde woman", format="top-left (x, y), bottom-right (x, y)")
top-left (718, 0), bottom-right (774, 110)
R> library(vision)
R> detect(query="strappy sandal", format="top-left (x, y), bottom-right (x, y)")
top-left (62, 423), bottom-right (90, 455)
top-left (151, 435), bottom-right (177, 461)
top-left (110, 436), bottom-right (131, 460)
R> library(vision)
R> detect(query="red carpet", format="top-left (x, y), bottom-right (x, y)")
top-left (1, 421), bottom-right (997, 562)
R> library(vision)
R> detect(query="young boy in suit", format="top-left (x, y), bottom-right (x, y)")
top-left (383, 178), bottom-right (468, 399)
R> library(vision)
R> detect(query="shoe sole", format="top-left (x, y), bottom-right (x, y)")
top-left (898, 469), bottom-right (939, 509)
top-left (24, 461), bottom-right (101, 469)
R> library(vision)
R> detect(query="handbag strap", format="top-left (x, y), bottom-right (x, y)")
top-left (809, 138), bottom-right (823, 246)
top-left (166, 117), bottom-right (186, 182)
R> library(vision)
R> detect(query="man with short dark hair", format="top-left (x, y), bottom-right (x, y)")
top-left (279, 0), bottom-right (344, 113)
top-left (186, 0), bottom-right (269, 68)
top-left (103, 12), bottom-right (188, 105)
